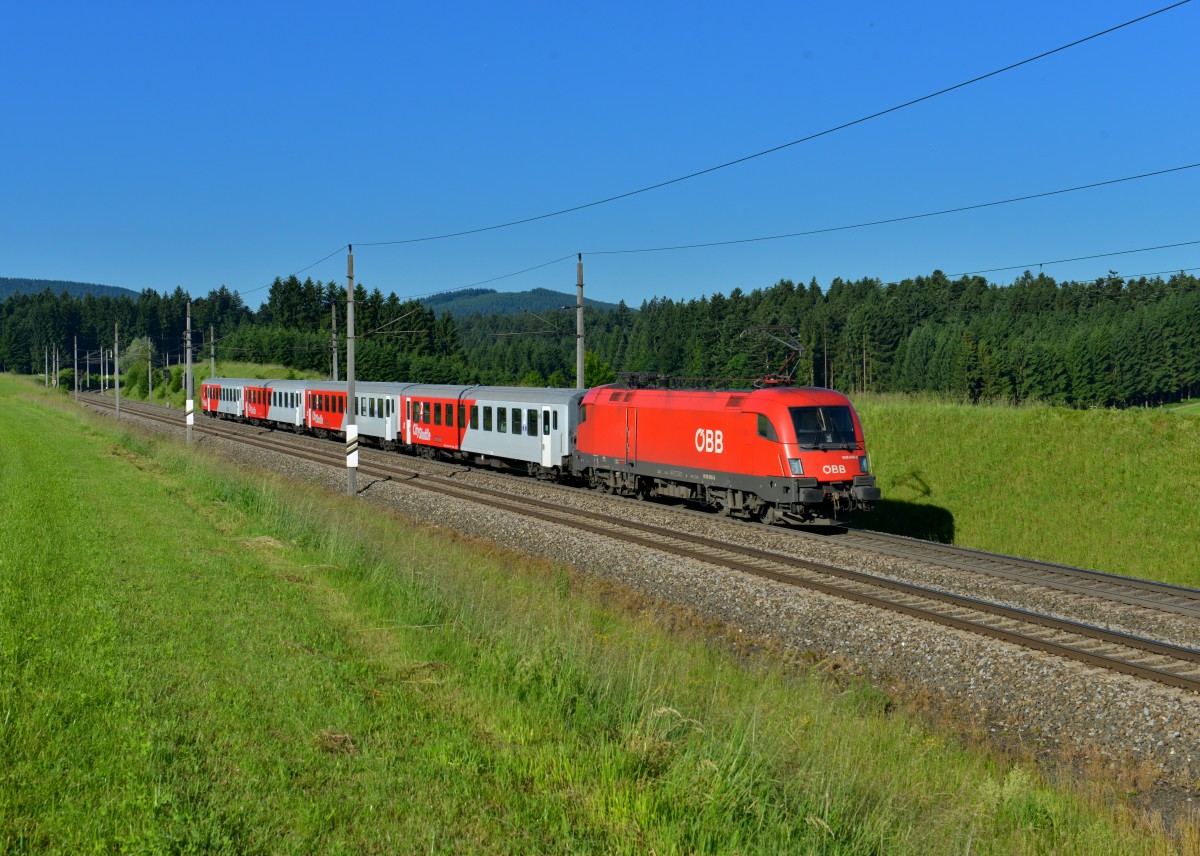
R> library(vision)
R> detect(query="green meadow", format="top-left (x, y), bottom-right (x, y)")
top-left (1164, 399), bottom-right (1200, 417)
top-left (856, 395), bottom-right (1200, 587)
top-left (2, 373), bottom-right (1188, 852)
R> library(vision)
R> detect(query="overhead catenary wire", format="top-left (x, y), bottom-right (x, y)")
top-left (946, 238), bottom-right (1200, 277)
top-left (582, 162), bottom-right (1200, 256)
top-left (352, 1), bottom-right (1193, 249)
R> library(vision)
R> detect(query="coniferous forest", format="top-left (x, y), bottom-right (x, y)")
top-left (2, 269), bottom-right (1198, 408)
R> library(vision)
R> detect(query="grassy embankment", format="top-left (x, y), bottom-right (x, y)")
top-left (1163, 399), bottom-right (1200, 417)
top-left (855, 395), bottom-right (1200, 587)
top-left (2, 373), bottom-right (1187, 852)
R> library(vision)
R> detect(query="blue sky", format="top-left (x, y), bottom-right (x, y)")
top-left (2, 1), bottom-right (1197, 307)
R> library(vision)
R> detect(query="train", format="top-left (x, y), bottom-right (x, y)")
top-left (200, 376), bottom-right (880, 525)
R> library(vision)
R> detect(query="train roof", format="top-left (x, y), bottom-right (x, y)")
top-left (586, 384), bottom-right (852, 409)
top-left (206, 377), bottom-right (311, 392)
top-left (204, 377), bottom-right (587, 405)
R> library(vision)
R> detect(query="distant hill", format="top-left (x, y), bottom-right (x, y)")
top-left (0, 277), bottom-right (139, 301)
top-left (421, 287), bottom-right (627, 317)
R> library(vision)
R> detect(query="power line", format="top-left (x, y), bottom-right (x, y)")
top-left (290, 244), bottom-right (350, 279)
top-left (354, 1), bottom-right (1192, 249)
top-left (582, 162), bottom-right (1200, 256)
top-left (947, 238), bottom-right (1200, 277)
top-left (365, 161), bottom-right (1198, 302)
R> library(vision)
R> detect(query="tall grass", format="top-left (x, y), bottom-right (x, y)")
top-left (855, 394), bottom-right (1200, 586)
top-left (4, 376), bottom-right (1191, 851)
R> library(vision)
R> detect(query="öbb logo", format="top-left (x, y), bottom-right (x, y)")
top-left (694, 428), bottom-right (724, 454)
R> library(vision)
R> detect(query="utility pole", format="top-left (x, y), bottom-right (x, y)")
top-left (101, 348), bottom-right (106, 392)
top-left (86, 349), bottom-right (90, 392)
top-left (210, 325), bottom-right (215, 380)
top-left (331, 302), bottom-right (339, 382)
top-left (576, 253), bottom-right (585, 390)
top-left (186, 301), bottom-right (194, 443)
top-left (346, 245), bottom-right (357, 496)
top-left (115, 322), bottom-right (120, 419)
top-left (45, 348), bottom-right (48, 388)
top-left (54, 346), bottom-right (58, 387)
top-left (74, 337), bottom-right (78, 402)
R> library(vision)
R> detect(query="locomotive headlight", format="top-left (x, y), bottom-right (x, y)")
top-left (788, 458), bottom-right (805, 476)
top-left (859, 455), bottom-right (870, 473)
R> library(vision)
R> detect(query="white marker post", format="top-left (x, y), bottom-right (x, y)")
top-left (186, 301), bottom-right (194, 443)
top-left (346, 246), bottom-right (358, 496)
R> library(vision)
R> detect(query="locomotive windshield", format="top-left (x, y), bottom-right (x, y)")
top-left (789, 406), bottom-right (858, 450)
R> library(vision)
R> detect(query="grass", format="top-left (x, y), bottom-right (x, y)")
top-left (854, 394), bottom-right (1200, 587)
top-left (1, 373), bottom-right (1189, 853)
top-left (1163, 399), bottom-right (1200, 417)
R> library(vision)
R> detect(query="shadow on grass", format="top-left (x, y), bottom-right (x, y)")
top-left (854, 499), bottom-right (956, 543)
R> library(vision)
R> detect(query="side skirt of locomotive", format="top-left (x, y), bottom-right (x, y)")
top-left (573, 453), bottom-right (878, 525)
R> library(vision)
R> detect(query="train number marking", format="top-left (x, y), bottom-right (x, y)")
top-left (694, 428), bottom-right (724, 454)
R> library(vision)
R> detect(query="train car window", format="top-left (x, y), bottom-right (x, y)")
top-left (434, 403), bottom-right (442, 425)
top-left (757, 414), bottom-right (779, 441)
top-left (497, 407), bottom-right (507, 433)
top-left (366, 398), bottom-right (373, 418)
top-left (458, 404), bottom-right (466, 428)
top-left (790, 406), bottom-right (856, 449)
top-left (446, 404), bottom-right (454, 427)
top-left (512, 408), bottom-right (521, 435)
top-left (578, 404), bottom-right (587, 424)
top-left (422, 402), bottom-right (430, 423)
top-left (470, 405), bottom-right (478, 429)
top-left (483, 406), bottom-right (492, 431)
top-left (553, 411), bottom-right (558, 430)
top-left (387, 399), bottom-right (392, 417)
top-left (526, 409), bottom-right (537, 436)
top-left (373, 398), bottom-right (380, 416)
top-left (543, 410), bottom-right (550, 435)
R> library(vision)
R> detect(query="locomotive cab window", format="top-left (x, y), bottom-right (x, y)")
top-left (756, 414), bottom-right (779, 442)
top-left (790, 406), bottom-right (857, 449)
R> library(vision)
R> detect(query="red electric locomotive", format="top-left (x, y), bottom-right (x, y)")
top-left (573, 383), bottom-right (879, 524)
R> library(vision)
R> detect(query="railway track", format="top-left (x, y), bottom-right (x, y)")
top-left (83, 393), bottom-right (1200, 694)
top-left (830, 528), bottom-right (1200, 619)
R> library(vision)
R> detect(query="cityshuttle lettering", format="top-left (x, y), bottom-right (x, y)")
top-left (694, 428), bottom-right (724, 454)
